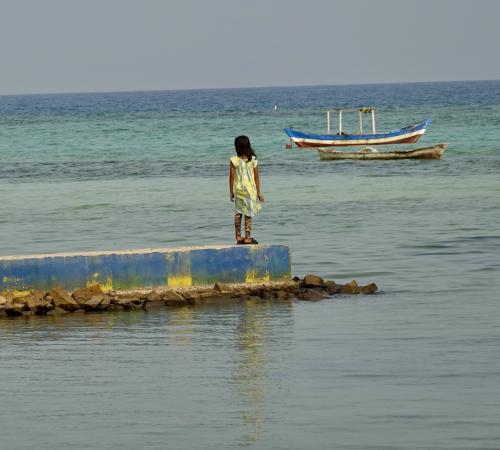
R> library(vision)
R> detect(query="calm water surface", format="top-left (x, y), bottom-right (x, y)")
top-left (1, 81), bottom-right (500, 449)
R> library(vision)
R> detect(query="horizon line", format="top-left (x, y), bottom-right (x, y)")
top-left (1, 78), bottom-right (499, 98)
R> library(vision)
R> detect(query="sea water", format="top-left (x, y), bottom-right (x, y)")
top-left (1, 81), bottom-right (499, 449)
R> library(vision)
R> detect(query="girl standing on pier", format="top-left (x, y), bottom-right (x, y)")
top-left (229, 135), bottom-right (265, 244)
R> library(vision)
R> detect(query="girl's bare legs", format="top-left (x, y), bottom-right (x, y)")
top-left (235, 213), bottom-right (243, 243)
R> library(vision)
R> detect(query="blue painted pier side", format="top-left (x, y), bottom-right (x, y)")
top-left (0, 245), bottom-right (291, 293)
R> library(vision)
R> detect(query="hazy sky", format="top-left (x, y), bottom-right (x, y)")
top-left (1, 0), bottom-right (499, 95)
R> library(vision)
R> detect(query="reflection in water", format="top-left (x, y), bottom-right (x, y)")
top-left (1, 300), bottom-right (296, 449)
top-left (166, 306), bottom-right (194, 345)
top-left (233, 299), bottom-right (293, 447)
top-left (235, 300), bottom-right (270, 446)
top-left (0, 310), bottom-right (146, 338)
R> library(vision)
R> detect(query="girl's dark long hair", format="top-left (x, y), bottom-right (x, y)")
top-left (234, 135), bottom-right (256, 162)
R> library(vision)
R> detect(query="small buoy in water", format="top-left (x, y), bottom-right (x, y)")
top-left (274, 105), bottom-right (278, 111)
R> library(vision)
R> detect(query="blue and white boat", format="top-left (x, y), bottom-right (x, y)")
top-left (284, 108), bottom-right (431, 148)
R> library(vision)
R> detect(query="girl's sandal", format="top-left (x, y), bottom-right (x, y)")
top-left (236, 238), bottom-right (245, 245)
top-left (243, 238), bottom-right (258, 245)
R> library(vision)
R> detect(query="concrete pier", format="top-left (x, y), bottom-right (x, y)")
top-left (0, 245), bottom-right (291, 294)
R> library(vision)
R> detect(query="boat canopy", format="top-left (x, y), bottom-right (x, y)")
top-left (325, 107), bottom-right (377, 134)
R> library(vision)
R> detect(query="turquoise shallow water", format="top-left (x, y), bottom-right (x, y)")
top-left (1, 81), bottom-right (500, 449)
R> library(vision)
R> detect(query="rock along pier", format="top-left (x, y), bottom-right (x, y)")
top-left (0, 245), bottom-right (377, 318)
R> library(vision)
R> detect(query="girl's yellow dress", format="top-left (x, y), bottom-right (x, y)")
top-left (231, 155), bottom-right (261, 217)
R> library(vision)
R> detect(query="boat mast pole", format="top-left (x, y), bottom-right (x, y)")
top-left (327, 110), bottom-right (330, 133)
top-left (359, 109), bottom-right (363, 134)
top-left (371, 109), bottom-right (376, 133)
top-left (339, 110), bottom-right (343, 134)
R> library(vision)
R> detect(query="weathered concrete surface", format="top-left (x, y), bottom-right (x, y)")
top-left (0, 245), bottom-right (291, 294)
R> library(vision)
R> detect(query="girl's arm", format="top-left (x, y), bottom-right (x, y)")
top-left (254, 167), bottom-right (265, 202)
top-left (229, 162), bottom-right (235, 201)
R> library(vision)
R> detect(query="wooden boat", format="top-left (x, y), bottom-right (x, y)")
top-left (318, 143), bottom-right (447, 161)
top-left (284, 107), bottom-right (431, 148)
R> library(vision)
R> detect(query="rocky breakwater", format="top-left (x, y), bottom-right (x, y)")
top-left (0, 275), bottom-right (378, 318)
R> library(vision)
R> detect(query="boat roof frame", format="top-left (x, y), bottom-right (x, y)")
top-left (324, 107), bottom-right (375, 113)
top-left (325, 107), bottom-right (377, 134)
